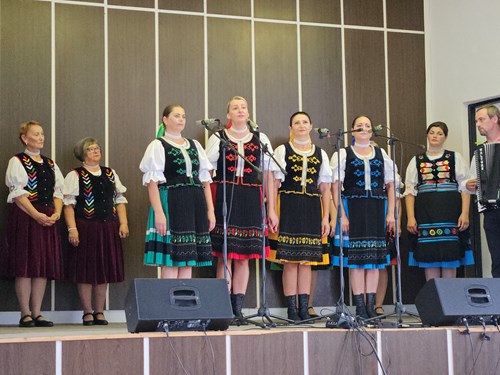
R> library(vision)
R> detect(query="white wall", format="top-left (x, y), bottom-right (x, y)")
top-left (425, 0), bottom-right (500, 156)
top-left (425, 0), bottom-right (500, 276)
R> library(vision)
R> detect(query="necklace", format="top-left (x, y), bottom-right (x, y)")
top-left (164, 131), bottom-right (182, 140)
top-left (231, 126), bottom-right (247, 134)
top-left (354, 142), bottom-right (370, 148)
top-left (426, 146), bottom-right (444, 155)
top-left (293, 138), bottom-right (310, 145)
top-left (24, 148), bottom-right (40, 156)
top-left (83, 162), bottom-right (100, 169)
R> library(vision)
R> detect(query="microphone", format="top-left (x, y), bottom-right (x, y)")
top-left (196, 118), bottom-right (225, 132)
top-left (315, 128), bottom-right (330, 139)
top-left (247, 119), bottom-right (259, 132)
top-left (372, 124), bottom-right (384, 135)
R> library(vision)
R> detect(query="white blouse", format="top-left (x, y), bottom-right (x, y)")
top-left (330, 146), bottom-right (396, 186)
top-left (403, 150), bottom-right (469, 197)
top-left (63, 168), bottom-right (128, 206)
top-left (139, 137), bottom-right (213, 186)
top-left (205, 130), bottom-right (274, 175)
top-left (271, 143), bottom-right (333, 185)
top-left (5, 155), bottom-right (64, 203)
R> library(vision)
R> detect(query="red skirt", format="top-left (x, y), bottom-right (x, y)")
top-left (3, 203), bottom-right (63, 280)
top-left (66, 217), bottom-right (124, 285)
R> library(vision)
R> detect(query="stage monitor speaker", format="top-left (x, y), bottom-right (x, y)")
top-left (125, 278), bottom-right (233, 333)
top-left (415, 278), bottom-right (500, 326)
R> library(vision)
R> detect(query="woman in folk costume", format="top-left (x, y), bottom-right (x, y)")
top-left (140, 104), bottom-right (215, 278)
top-left (405, 121), bottom-right (473, 280)
top-left (330, 115), bottom-right (395, 319)
top-left (4, 121), bottom-right (64, 327)
top-left (63, 137), bottom-right (129, 325)
top-left (205, 96), bottom-right (273, 321)
top-left (267, 111), bottom-right (332, 322)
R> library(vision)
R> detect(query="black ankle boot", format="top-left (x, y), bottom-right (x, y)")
top-left (365, 293), bottom-right (378, 318)
top-left (298, 294), bottom-right (311, 321)
top-left (231, 293), bottom-right (248, 325)
top-left (286, 295), bottom-right (301, 322)
top-left (353, 294), bottom-right (368, 319)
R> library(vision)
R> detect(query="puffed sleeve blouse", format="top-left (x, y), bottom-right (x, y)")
top-left (139, 138), bottom-right (213, 186)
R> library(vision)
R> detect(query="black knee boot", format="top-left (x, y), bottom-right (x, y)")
top-left (298, 294), bottom-right (312, 321)
top-left (286, 295), bottom-right (301, 321)
top-left (231, 293), bottom-right (248, 325)
top-left (353, 294), bottom-right (368, 319)
top-left (365, 293), bottom-right (378, 318)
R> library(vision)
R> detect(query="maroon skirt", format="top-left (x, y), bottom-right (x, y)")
top-left (66, 217), bottom-right (124, 285)
top-left (3, 203), bottom-right (63, 280)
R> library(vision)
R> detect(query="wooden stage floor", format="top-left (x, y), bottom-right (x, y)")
top-left (1, 315), bottom-right (499, 375)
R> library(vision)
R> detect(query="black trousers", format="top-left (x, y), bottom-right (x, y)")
top-left (484, 208), bottom-right (500, 278)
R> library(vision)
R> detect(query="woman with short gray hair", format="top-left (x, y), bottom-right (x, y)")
top-left (63, 137), bottom-right (129, 326)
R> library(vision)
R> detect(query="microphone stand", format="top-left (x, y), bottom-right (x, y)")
top-left (303, 128), bottom-right (363, 327)
top-left (364, 128), bottom-right (420, 326)
top-left (241, 125), bottom-right (295, 328)
top-left (202, 122), bottom-right (261, 301)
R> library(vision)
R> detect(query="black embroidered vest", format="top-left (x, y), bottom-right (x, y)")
top-left (158, 138), bottom-right (202, 188)
top-left (279, 143), bottom-right (322, 196)
top-left (16, 153), bottom-right (55, 206)
top-left (213, 131), bottom-right (262, 185)
top-left (343, 146), bottom-right (385, 198)
top-left (74, 167), bottom-right (116, 220)
top-left (416, 150), bottom-right (457, 187)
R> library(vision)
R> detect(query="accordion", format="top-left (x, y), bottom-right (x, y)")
top-left (475, 143), bottom-right (500, 208)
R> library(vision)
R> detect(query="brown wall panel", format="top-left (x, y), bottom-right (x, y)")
top-left (255, 0), bottom-right (296, 21)
top-left (0, 0), bottom-right (52, 311)
top-left (309, 331), bottom-right (378, 374)
top-left (231, 332), bottom-right (303, 374)
top-left (453, 331), bottom-right (500, 375)
top-left (54, 4), bottom-right (106, 310)
top-left (344, 0), bottom-right (383, 27)
top-left (159, 14), bottom-right (205, 141)
top-left (62, 338), bottom-right (143, 375)
top-left (55, 5), bottom-right (105, 174)
top-left (65, 0), bottom-right (103, 3)
top-left (381, 330), bottom-right (447, 374)
top-left (255, 22), bottom-right (299, 143)
top-left (300, 0), bottom-right (340, 24)
top-left (345, 29), bottom-right (386, 128)
top-left (208, 0), bottom-right (251, 17)
top-left (107, 9), bottom-right (156, 308)
top-left (159, 0), bottom-right (203, 12)
top-left (301, 25), bottom-right (343, 145)
top-left (387, 32), bottom-right (427, 303)
top-left (207, 18), bottom-right (252, 123)
top-left (0, 342), bottom-right (55, 375)
top-left (109, 0), bottom-right (154, 7)
top-left (386, 0), bottom-right (424, 31)
top-left (150, 335), bottom-right (226, 374)
top-left (387, 32), bottom-right (426, 181)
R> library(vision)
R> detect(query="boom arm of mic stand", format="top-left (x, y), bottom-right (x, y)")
top-left (252, 131), bottom-right (287, 176)
top-left (374, 133), bottom-right (425, 150)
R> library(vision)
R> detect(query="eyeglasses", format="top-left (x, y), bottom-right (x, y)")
top-left (86, 146), bottom-right (101, 152)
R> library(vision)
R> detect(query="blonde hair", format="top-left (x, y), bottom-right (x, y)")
top-left (18, 121), bottom-right (42, 145)
top-left (226, 96), bottom-right (247, 113)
